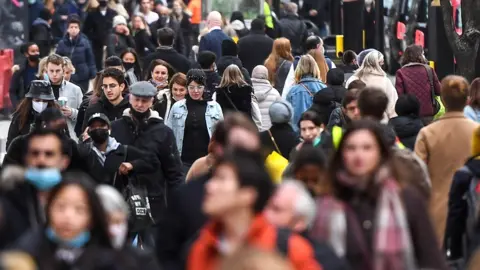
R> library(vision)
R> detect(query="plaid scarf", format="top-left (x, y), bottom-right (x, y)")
top-left (310, 169), bottom-right (416, 270)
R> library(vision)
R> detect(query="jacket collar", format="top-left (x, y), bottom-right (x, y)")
top-left (122, 108), bottom-right (162, 120)
top-left (199, 215), bottom-right (272, 250)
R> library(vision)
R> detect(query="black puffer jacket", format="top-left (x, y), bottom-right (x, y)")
top-left (310, 88), bottom-right (338, 125)
top-left (216, 56), bottom-right (252, 85)
top-left (279, 14), bottom-right (308, 56)
top-left (82, 95), bottom-right (130, 132)
top-left (326, 68), bottom-right (347, 103)
top-left (388, 116), bottom-right (424, 150)
top-left (215, 84), bottom-right (253, 117)
top-left (110, 109), bottom-right (183, 197)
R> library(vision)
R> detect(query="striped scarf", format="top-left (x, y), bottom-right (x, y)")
top-left (310, 170), bottom-right (416, 270)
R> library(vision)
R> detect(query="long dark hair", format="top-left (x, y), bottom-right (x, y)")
top-left (120, 48), bottom-right (142, 79)
top-left (45, 171), bottom-right (112, 248)
top-left (144, 59), bottom-right (176, 81)
top-left (15, 98), bottom-right (59, 131)
top-left (327, 120), bottom-right (392, 200)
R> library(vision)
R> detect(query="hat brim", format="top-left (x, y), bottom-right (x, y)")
top-left (25, 93), bottom-right (55, 101)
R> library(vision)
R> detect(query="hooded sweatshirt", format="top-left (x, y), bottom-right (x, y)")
top-left (252, 66), bottom-right (281, 130)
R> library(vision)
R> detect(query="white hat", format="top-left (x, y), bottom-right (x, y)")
top-left (113, 15), bottom-right (127, 28)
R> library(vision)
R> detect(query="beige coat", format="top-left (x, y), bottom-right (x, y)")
top-left (415, 112), bottom-right (479, 244)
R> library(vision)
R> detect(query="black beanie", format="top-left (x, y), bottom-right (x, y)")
top-left (222, 39), bottom-right (238, 56)
top-left (186, 69), bottom-right (207, 86)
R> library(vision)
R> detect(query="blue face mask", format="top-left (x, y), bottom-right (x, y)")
top-left (313, 137), bottom-right (321, 147)
top-left (25, 168), bottom-right (62, 191)
top-left (43, 73), bottom-right (49, 82)
top-left (46, 227), bottom-right (91, 248)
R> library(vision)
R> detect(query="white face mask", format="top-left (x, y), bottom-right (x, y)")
top-left (32, 101), bottom-right (48, 113)
top-left (109, 223), bottom-right (128, 249)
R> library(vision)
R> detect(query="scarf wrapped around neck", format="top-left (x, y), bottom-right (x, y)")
top-left (310, 167), bottom-right (416, 270)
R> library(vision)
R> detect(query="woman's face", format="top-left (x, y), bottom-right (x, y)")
top-left (171, 82), bottom-right (187, 101)
top-left (152, 65), bottom-right (168, 83)
top-left (299, 120), bottom-right (321, 143)
top-left (342, 130), bottom-right (381, 178)
top-left (133, 16), bottom-right (144, 30)
top-left (122, 52), bottom-right (135, 64)
top-left (49, 185), bottom-right (92, 240)
top-left (64, 67), bottom-right (74, 81)
top-left (187, 81), bottom-right (204, 101)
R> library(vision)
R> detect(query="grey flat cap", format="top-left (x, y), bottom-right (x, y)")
top-left (129, 81), bottom-right (157, 97)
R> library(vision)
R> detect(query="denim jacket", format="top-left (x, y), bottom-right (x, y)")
top-left (286, 76), bottom-right (326, 131)
top-left (166, 99), bottom-right (224, 155)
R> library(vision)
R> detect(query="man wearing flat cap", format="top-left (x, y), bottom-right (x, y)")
top-left (110, 81), bottom-right (183, 225)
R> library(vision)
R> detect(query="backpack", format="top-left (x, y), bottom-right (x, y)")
top-left (275, 228), bottom-right (350, 270)
top-left (459, 166), bottom-right (480, 258)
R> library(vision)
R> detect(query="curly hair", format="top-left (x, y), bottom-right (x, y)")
top-left (401, 44), bottom-right (427, 66)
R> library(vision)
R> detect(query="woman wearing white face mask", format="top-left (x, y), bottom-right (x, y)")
top-left (96, 185), bottom-right (161, 269)
top-left (6, 80), bottom-right (59, 149)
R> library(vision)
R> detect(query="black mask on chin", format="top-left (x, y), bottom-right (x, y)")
top-left (130, 107), bottom-right (150, 120)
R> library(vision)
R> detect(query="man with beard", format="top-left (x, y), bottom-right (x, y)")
top-left (0, 128), bottom-right (70, 249)
top-left (110, 81), bottom-right (183, 227)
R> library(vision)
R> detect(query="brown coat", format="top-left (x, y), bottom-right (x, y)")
top-left (414, 112), bottom-right (479, 244)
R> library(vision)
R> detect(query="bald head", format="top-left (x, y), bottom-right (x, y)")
top-left (207, 11), bottom-right (222, 28)
top-left (286, 3), bottom-right (298, 14)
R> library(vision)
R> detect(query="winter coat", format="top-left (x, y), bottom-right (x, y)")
top-left (286, 76), bottom-right (327, 131)
top-left (327, 107), bottom-right (348, 130)
top-left (238, 30), bottom-right (274, 74)
top-left (106, 32), bottom-right (136, 58)
top-left (347, 72), bottom-right (398, 121)
top-left (7, 111), bottom-right (37, 150)
top-left (388, 116), bottom-right (423, 150)
top-left (216, 55), bottom-right (252, 85)
top-left (134, 29), bottom-right (156, 60)
top-left (415, 112), bottom-right (479, 244)
top-left (56, 33), bottom-right (97, 83)
top-left (279, 14), bottom-right (308, 56)
top-left (58, 80), bottom-right (84, 140)
top-left (199, 29), bottom-right (231, 61)
top-left (310, 87), bottom-right (339, 126)
top-left (30, 18), bottom-right (53, 57)
top-left (464, 105), bottom-right (480, 123)
top-left (110, 109), bottom-right (183, 197)
top-left (153, 89), bottom-right (174, 120)
top-left (302, 0), bottom-right (329, 28)
top-left (326, 68), bottom-right (347, 103)
top-left (156, 172), bottom-right (211, 270)
top-left (395, 64), bottom-right (441, 117)
top-left (14, 229), bottom-right (121, 270)
top-left (444, 157), bottom-right (480, 260)
top-left (9, 60), bottom-right (36, 108)
top-left (82, 95), bottom-right (130, 132)
top-left (150, 15), bottom-right (186, 56)
top-left (142, 47), bottom-right (191, 75)
top-left (83, 8), bottom-right (117, 46)
top-left (203, 70), bottom-right (221, 100)
top-left (274, 58), bottom-right (293, 94)
top-left (252, 78), bottom-right (281, 130)
top-left (260, 123), bottom-right (300, 160)
top-left (166, 98), bottom-right (223, 155)
top-left (75, 91), bottom-right (93, 136)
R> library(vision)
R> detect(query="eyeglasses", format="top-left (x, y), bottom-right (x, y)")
top-left (187, 85), bottom-right (205, 91)
top-left (102, 83), bottom-right (118, 90)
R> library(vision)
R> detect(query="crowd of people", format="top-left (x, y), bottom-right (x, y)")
top-left (1, 0), bottom-right (480, 269)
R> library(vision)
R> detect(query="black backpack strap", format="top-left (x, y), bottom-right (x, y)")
top-left (276, 228), bottom-right (292, 257)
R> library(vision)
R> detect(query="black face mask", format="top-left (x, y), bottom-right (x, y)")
top-left (28, 54), bottom-right (40, 63)
top-left (88, 128), bottom-right (109, 144)
top-left (98, 0), bottom-right (107, 7)
top-left (123, 62), bottom-right (134, 71)
top-left (130, 107), bottom-right (150, 120)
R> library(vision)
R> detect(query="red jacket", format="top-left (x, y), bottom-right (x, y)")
top-left (395, 65), bottom-right (441, 117)
top-left (188, 215), bottom-right (322, 270)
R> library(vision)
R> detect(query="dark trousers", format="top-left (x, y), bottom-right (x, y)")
top-left (92, 43), bottom-right (104, 72)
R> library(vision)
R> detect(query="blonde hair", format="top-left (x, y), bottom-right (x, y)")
top-left (353, 50), bottom-right (385, 79)
top-left (307, 48), bottom-right (329, 83)
top-left (218, 64), bottom-right (247, 88)
top-left (37, 57), bottom-right (48, 78)
top-left (264, 38), bottom-right (294, 86)
top-left (132, 14), bottom-right (151, 36)
top-left (294, 55), bottom-right (321, 83)
top-left (219, 246), bottom-right (293, 270)
top-left (63, 57), bottom-right (76, 74)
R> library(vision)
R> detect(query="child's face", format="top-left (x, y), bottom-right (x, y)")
top-left (294, 165), bottom-right (326, 196)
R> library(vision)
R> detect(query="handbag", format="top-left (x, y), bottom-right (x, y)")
top-left (423, 65), bottom-right (441, 115)
top-left (265, 130), bottom-right (288, 184)
top-left (115, 146), bottom-right (154, 233)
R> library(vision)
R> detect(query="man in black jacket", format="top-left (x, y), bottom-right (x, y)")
top-left (82, 0), bottom-right (117, 71)
top-left (302, 0), bottom-right (329, 37)
top-left (197, 51), bottom-right (220, 100)
top-left (150, 9), bottom-right (186, 56)
top-left (30, 8), bottom-right (53, 58)
top-left (280, 2), bottom-right (308, 56)
top-left (238, 18), bottom-right (274, 75)
top-left (82, 68), bottom-right (130, 132)
top-left (143, 27), bottom-right (191, 75)
top-left (156, 112), bottom-right (260, 269)
top-left (10, 42), bottom-right (40, 108)
top-left (110, 81), bottom-right (183, 224)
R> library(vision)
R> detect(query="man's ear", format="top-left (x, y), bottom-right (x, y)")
top-left (120, 82), bottom-right (126, 92)
top-left (60, 155), bottom-right (70, 171)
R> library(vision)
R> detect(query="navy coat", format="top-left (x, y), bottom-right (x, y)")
top-left (56, 33), bottom-right (97, 83)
